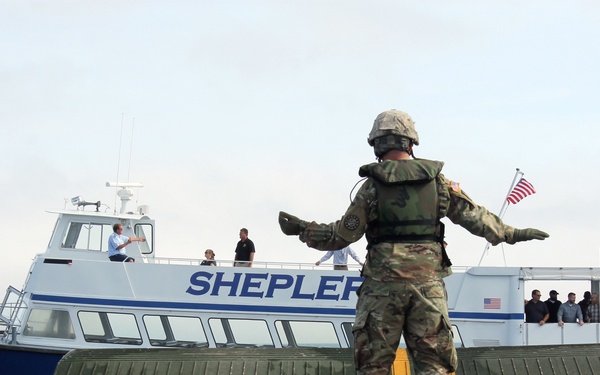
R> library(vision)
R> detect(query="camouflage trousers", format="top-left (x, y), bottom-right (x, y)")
top-left (352, 278), bottom-right (457, 375)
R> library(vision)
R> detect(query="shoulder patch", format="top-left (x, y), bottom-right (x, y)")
top-left (343, 215), bottom-right (361, 231)
top-left (449, 180), bottom-right (461, 193)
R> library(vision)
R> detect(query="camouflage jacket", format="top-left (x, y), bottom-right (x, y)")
top-left (299, 159), bottom-right (517, 282)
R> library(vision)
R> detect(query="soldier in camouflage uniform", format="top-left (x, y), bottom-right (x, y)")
top-left (278, 109), bottom-right (549, 375)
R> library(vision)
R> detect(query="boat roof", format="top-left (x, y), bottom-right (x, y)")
top-left (466, 266), bottom-right (600, 281)
top-left (46, 209), bottom-right (148, 221)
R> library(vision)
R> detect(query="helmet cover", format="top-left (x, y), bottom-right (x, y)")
top-left (368, 109), bottom-right (419, 146)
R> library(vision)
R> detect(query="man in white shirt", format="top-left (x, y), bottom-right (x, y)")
top-left (315, 246), bottom-right (363, 270)
top-left (108, 223), bottom-right (145, 262)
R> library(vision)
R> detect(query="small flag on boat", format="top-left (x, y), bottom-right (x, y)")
top-left (506, 178), bottom-right (536, 204)
top-left (484, 297), bottom-right (501, 309)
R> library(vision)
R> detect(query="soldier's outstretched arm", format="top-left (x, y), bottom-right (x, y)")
top-left (278, 179), bottom-right (373, 250)
top-left (278, 211), bottom-right (308, 235)
top-left (507, 228), bottom-right (549, 244)
top-left (278, 211), bottom-right (355, 250)
top-left (443, 175), bottom-right (549, 245)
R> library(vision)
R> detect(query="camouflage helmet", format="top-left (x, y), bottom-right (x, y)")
top-left (367, 109), bottom-right (419, 146)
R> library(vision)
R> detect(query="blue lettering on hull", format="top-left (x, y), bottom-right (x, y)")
top-left (186, 272), bottom-right (363, 301)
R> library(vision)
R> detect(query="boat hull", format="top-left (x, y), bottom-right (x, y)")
top-left (0, 343), bottom-right (67, 375)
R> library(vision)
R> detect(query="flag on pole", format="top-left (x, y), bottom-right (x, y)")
top-left (506, 178), bottom-right (536, 204)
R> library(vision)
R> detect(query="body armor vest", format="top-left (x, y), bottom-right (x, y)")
top-left (359, 159), bottom-right (444, 247)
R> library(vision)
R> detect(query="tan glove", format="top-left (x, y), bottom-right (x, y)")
top-left (278, 211), bottom-right (308, 236)
top-left (510, 228), bottom-right (549, 244)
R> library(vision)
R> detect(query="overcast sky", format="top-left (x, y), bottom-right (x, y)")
top-left (1, 1), bottom-right (599, 294)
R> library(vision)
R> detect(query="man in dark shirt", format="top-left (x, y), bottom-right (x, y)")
top-left (234, 227), bottom-right (255, 267)
top-left (545, 290), bottom-right (562, 323)
top-left (525, 289), bottom-right (549, 325)
top-left (578, 291), bottom-right (591, 320)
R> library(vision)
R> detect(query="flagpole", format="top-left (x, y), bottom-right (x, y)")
top-left (497, 168), bottom-right (524, 220)
top-left (477, 168), bottom-right (524, 266)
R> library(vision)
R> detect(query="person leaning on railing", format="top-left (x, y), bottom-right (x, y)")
top-left (587, 293), bottom-right (599, 323)
top-left (558, 292), bottom-right (584, 326)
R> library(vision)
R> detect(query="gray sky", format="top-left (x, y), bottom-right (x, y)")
top-left (1, 1), bottom-right (599, 291)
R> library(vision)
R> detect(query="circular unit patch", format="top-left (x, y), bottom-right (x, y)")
top-left (344, 215), bottom-right (360, 231)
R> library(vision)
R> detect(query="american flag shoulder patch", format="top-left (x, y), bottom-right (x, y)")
top-left (449, 180), bottom-right (461, 193)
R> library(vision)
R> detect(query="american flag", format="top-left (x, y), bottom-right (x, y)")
top-left (484, 297), bottom-right (501, 309)
top-left (506, 178), bottom-right (536, 204)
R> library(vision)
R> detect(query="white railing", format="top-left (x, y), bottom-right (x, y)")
top-left (525, 322), bottom-right (600, 345)
top-left (0, 287), bottom-right (25, 326)
top-left (145, 257), bottom-right (363, 271)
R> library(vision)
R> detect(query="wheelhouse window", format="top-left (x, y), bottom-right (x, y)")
top-left (78, 311), bottom-right (141, 345)
top-left (135, 223), bottom-right (153, 254)
top-left (143, 315), bottom-right (208, 347)
top-left (23, 308), bottom-right (75, 339)
top-left (275, 320), bottom-right (340, 348)
top-left (62, 222), bottom-right (113, 251)
top-left (208, 318), bottom-right (273, 348)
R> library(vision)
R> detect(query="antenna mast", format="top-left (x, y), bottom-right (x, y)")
top-left (127, 117), bottom-right (135, 183)
top-left (114, 113), bottom-right (125, 214)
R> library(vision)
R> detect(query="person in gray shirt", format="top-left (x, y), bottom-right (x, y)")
top-left (558, 292), bottom-right (584, 326)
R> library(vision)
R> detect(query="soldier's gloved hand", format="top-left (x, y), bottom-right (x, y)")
top-left (278, 211), bottom-right (308, 236)
top-left (512, 228), bottom-right (549, 243)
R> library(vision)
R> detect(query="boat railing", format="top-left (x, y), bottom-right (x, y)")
top-left (0, 286), bottom-right (27, 344)
top-left (0, 286), bottom-right (25, 324)
top-left (524, 322), bottom-right (600, 345)
top-left (147, 257), bottom-right (363, 271)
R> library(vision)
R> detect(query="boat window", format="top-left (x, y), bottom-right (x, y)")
top-left (451, 324), bottom-right (464, 348)
top-left (78, 311), bottom-right (142, 345)
top-left (143, 315), bottom-right (208, 348)
top-left (135, 224), bottom-right (153, 254)
top-left (342, 322), bottom-right (354, 347)
top-left (62, 222), bottom-right (113, 251)
top-left (23, 309), bottom-right (75, 339)
top-left (275, 320), bottom-right (341, 348)
top-left (209, 318), bottom-right (274, 348)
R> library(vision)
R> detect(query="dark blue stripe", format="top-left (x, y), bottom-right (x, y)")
top-left (31, 294), bottom-right (355, 316)
top-left (449, 311), bottom-right (524, 320)
top-left (31, 294), bottom-right (525, 320)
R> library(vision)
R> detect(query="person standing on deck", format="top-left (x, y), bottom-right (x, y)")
top-left (578, 291), bottom-right (592, 320)
top-left (558, 292), bottom-right (584, 326)
top-left (315, 246), bottom-right (363, 270)
top-left (525, 289), bottom-right (549, 325)
top-left (234, 228), bottom-right (255, 267)
top-left (545, 290), bottom-right (562, 323)
top-left (587, 293), bottom-right (600, 323)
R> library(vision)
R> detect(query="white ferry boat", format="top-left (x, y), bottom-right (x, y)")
top-left (1, 183), bottom-right (599, 374)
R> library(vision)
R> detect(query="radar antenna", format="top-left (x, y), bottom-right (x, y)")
top-left (105, 182), bottom-right (144, 214)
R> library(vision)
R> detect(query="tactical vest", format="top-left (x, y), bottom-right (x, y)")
top-left (359, 159), bottom-right (446, 247)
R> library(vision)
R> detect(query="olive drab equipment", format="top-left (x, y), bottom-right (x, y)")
top-left (358, 159), bottom-right (452, 267)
